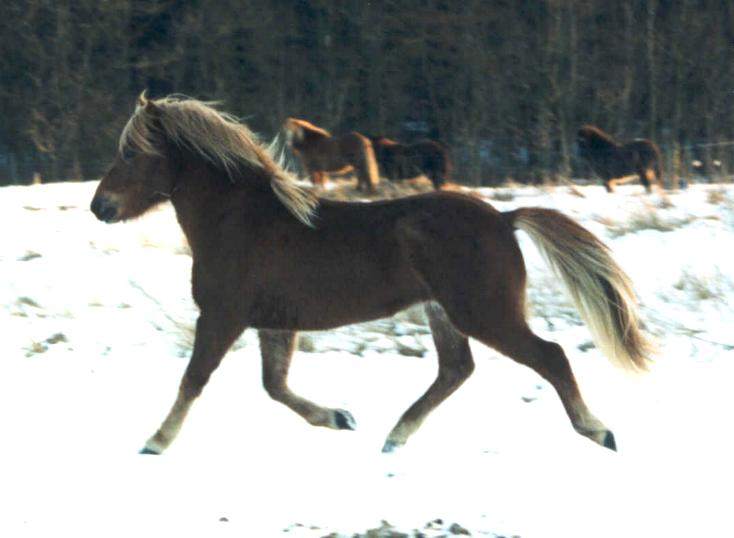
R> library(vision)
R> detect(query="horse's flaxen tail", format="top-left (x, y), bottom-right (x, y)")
top-left (505, 207), bottom-right (653, 371)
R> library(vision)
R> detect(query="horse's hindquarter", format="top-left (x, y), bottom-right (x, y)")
top-left (268, 193), bottom-right (513, 331)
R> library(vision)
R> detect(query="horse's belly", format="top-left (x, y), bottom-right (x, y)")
top-left (246, 278), bottom-right (427, 331)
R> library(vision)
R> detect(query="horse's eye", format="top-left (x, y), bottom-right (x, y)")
top-left (121, 146), bottom-right (137, 162)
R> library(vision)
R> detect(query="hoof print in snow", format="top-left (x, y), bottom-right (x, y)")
top-left (19, 251), bottom-right (42, 261)
top-left (448, 522), bottom-right (471, 535)
top-left (577, 340), bottom-right (596, 352)
top-left (46, 333), bottom-right (68, 345)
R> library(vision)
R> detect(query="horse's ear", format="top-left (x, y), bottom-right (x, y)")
top-left (145, 98), bottom-right (162, 119)
top-left (137, 91), bottom-right (148, 108)
top-left (287, 120), bottom-right (303, 143)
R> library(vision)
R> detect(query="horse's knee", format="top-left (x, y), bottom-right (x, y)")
top-left (180, 372), bottom-right (210, 400)
top-left (263, 379), bottom-right (288, 403)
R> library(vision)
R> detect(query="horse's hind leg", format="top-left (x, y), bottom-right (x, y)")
top-left (259, 329), bottom-right (356, 431)
top-left (382, 302), bottom-right (475, 453)
top-left (472, 322), bottom-right (616, 451)
top-left (638, 168), bottom-right (652, 193)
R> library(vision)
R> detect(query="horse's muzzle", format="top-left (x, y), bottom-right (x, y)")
top-left (90, 195), bottom-right (120, 223)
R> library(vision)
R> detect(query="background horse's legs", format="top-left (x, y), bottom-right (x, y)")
top-left (473, 322), bottom-right (616, 451)
top-left (382, 302), bottom-right (475, 453)
top-left (309, 170), bottom-right (326, 186)
top-left (141, 313), bottom-right (245, 454)
top-left (638, 167), bottom-right (660, 193)
top-left (259, 329), bottom-right (356, 431)
top-left (608, 174), bottom-right (639, 192)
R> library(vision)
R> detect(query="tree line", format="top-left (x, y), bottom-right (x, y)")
top-left (1, 0), bottom-right (732, 186)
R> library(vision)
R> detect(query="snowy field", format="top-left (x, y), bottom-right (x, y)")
top-left (2, 180), bottom-right (734, 537)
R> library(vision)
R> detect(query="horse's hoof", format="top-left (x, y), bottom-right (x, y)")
top-left (381, 439), bottom-right (401, 454)
top-left (603, 431), bottom-right (617, 451)
top-left (139, 447), bottom-right (161, 455)
top-left (334, 409), bottom-right (356, 430)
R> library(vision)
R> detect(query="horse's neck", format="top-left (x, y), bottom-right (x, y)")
top-left (171, 166), bottom-right (238, 250)
top-left (301, 128), bottom-right (330, 145)
top-left (170, 164), bottom-right (279, 257)
top-left (594, 132), bottom-right (618, 149)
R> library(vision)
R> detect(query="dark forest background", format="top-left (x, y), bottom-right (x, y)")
top-left (1, 0), bottom-right (733, 186)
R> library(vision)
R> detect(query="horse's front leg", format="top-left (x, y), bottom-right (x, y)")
top-left (309, 170), bottom-right (325, 186)
top-left (140, 312), bottom-right (246, 454)
top-left (259, 329), bottom-right (356, 431)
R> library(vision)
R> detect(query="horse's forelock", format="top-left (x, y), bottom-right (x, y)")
top-left (119, 102), bottom-right (161, 156)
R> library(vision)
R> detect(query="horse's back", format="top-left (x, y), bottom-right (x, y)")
top-left (319, 191), bottom-right (515, 279)
top-left (243, 192), bottom-right (500, 329)
top-left (626, 139), bottom-right (661, 160)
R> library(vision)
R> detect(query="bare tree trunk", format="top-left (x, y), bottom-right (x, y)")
top-left (618, 1), bottom-right (635, 135)
top-left (646, 0), bottom-right (658, 139)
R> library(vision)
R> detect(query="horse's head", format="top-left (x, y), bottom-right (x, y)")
top-left (91, 94), bottom-right (178, 223)
top-left (283, 118), bottom-right (309, 148)
top-left (372, 136), bottom-right (398, 147)
top-left (283, 118), bottom-right (331, 148)
top-left (92, 94), bottom-right (318, 227)
top-left (577, 125), bottom-right (614, 155)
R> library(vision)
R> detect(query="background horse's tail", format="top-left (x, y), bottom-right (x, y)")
top-left (419, 141), bottom-right (451, 189)
top-left (505, 207), bottom-right (652, 371)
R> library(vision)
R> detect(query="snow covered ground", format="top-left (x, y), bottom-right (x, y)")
top-left (2, 180), bottom-right (734, 537)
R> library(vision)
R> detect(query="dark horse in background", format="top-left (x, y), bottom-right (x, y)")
top-left (91, 94), bottom-right (651, 456)
top-left (283, 117), bottom-right (379, 192)
top-left (577, 125), bottom-right (664, 193)
top-left (368, 135), bottom-right (451, 190)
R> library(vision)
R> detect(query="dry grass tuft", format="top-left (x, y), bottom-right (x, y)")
top-left (489, 189), bottom-right (515, 201)
top-left (672, 269), bottom-right (732, 302)
top-left (605, 206), bottom-right (690, 237)
top-left (706, 188), bottom-right (728, 205)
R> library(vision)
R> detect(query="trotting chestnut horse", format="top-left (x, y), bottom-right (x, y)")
top-left (283, 117), bottom-right (379, 192)
top-left (577, 125), bottom-right (664, 193)
top-left (91, 94), bottom-right (651, 455)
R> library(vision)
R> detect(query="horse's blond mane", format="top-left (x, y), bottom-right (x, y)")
top-left (285, 118), bottom-right (332, 139)
top-left (121, 93), bottom-right (318, 227)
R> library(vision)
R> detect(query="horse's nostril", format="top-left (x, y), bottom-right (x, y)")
top-left (90, 196), bottom-right (119, 223)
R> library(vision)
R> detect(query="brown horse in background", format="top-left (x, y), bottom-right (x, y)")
top-left (368, 135), bottom-right (451, 190)
top-left (91, 94), bottom-right (651, 456)
top-left (577, 125), bottom-right (664, 193)
top-left (284, 117), bottom-right (379, 191)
